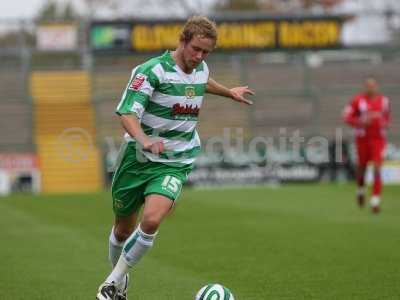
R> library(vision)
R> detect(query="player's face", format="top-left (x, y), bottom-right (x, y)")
top-left (182, 35), bottom-right (215, 71)
top-left (365, 79), bottom-right (378, 95)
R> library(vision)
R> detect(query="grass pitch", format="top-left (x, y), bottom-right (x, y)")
top-left (0, 183), bottom-right (399, 300)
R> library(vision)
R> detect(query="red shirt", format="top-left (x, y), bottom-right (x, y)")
top-left (343, 93), bottom-right (390, 139)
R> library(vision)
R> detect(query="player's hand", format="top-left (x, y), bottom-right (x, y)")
top-left (230, 86), bottom-right (254, 105)
top-left (360, 112), bottom-right (382, 127)
top-left (143, 139), bottom-right (164, 154)
top-left (360, 116), bottom-right (371, 127)
top-left (368, 111), bottom-right (382, 120)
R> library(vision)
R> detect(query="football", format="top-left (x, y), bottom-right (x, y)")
top-left (195, 283), bottom-right (235, 300)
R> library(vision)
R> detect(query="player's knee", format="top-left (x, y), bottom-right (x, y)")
top-left (358, 165), bottom-right (367, 172)
top-left (141, 214), bottom-right (161, 234)
top-left (374, 168), bottom-right (381, 177)
top-left (114, 225), bottom-right (132, 242)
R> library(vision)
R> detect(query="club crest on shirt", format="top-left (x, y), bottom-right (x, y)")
top-left (129, 74), bottom-right (146, 91)
top-left (185, 86), bottom-right (196, 99)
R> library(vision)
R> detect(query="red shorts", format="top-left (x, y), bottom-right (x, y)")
top-left (355, 138), bottom-right (386, 166)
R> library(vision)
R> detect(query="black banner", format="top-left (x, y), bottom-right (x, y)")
top-left (187, 164), bottom-right (321, 187)
top-left (90, 15), bottom-right (344, 53)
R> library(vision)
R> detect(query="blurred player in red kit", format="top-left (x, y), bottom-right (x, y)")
top-left (343, 78), bottom-right (390, 213)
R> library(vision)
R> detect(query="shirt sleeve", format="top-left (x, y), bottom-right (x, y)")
top-left (343, 96), bottom-right (361, 127)
top-left (115, 65), bottom-right (160, 119)
top-left (203, 61), bottom-right (210, 81)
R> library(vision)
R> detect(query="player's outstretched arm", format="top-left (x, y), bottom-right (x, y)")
top-left (206, 77), bottom-right (254, 105)
top-left (382, 98), bottom-right (391, 128)
top-left (119, 114), bottom-right (164, 154)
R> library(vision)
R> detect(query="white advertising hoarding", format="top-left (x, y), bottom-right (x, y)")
top-left (37, 23), bottom-right (78, 51)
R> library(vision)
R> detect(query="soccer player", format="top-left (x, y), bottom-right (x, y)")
top-left (96, 16), bottom-right (254, 300)
top-left (343, 78), bottom-right (390, 214)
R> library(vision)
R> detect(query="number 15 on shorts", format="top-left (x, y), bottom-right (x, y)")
top-left (161, 175), bottom-right (182, 194)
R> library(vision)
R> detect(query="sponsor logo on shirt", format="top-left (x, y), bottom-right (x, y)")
top-left (129, 73), bottom-right (146, 91)
top-left (172, 103), bottom-right (199, 117)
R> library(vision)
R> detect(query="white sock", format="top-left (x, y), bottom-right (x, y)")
top-left (106, 224), bottom-right (157, 284)
top-left (106, 255), bottom-right (131, 285)
top-left (370, 196), bottom-right (380, 207)
top-left (123, 225), bottom-right (157, 266)
top-left (108, 226), bottom-right (125, 268)
top-left (109, 226), bottom-right (125, 268)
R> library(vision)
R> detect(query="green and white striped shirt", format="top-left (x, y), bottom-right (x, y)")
top-left (116, 50), bottom-right (209, 166)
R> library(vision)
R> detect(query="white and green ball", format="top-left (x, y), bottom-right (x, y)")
top-left (195, 283), bottom-right (235, 300)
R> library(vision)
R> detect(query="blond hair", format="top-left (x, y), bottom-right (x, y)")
top-left (180, 16), bottom-right (218, 44)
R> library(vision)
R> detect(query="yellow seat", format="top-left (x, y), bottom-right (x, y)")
top-left (31, 71), bottom-right (103, 193)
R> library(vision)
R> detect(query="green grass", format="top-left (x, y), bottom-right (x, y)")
top-left (0, 183), bottom-right (399, 300)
